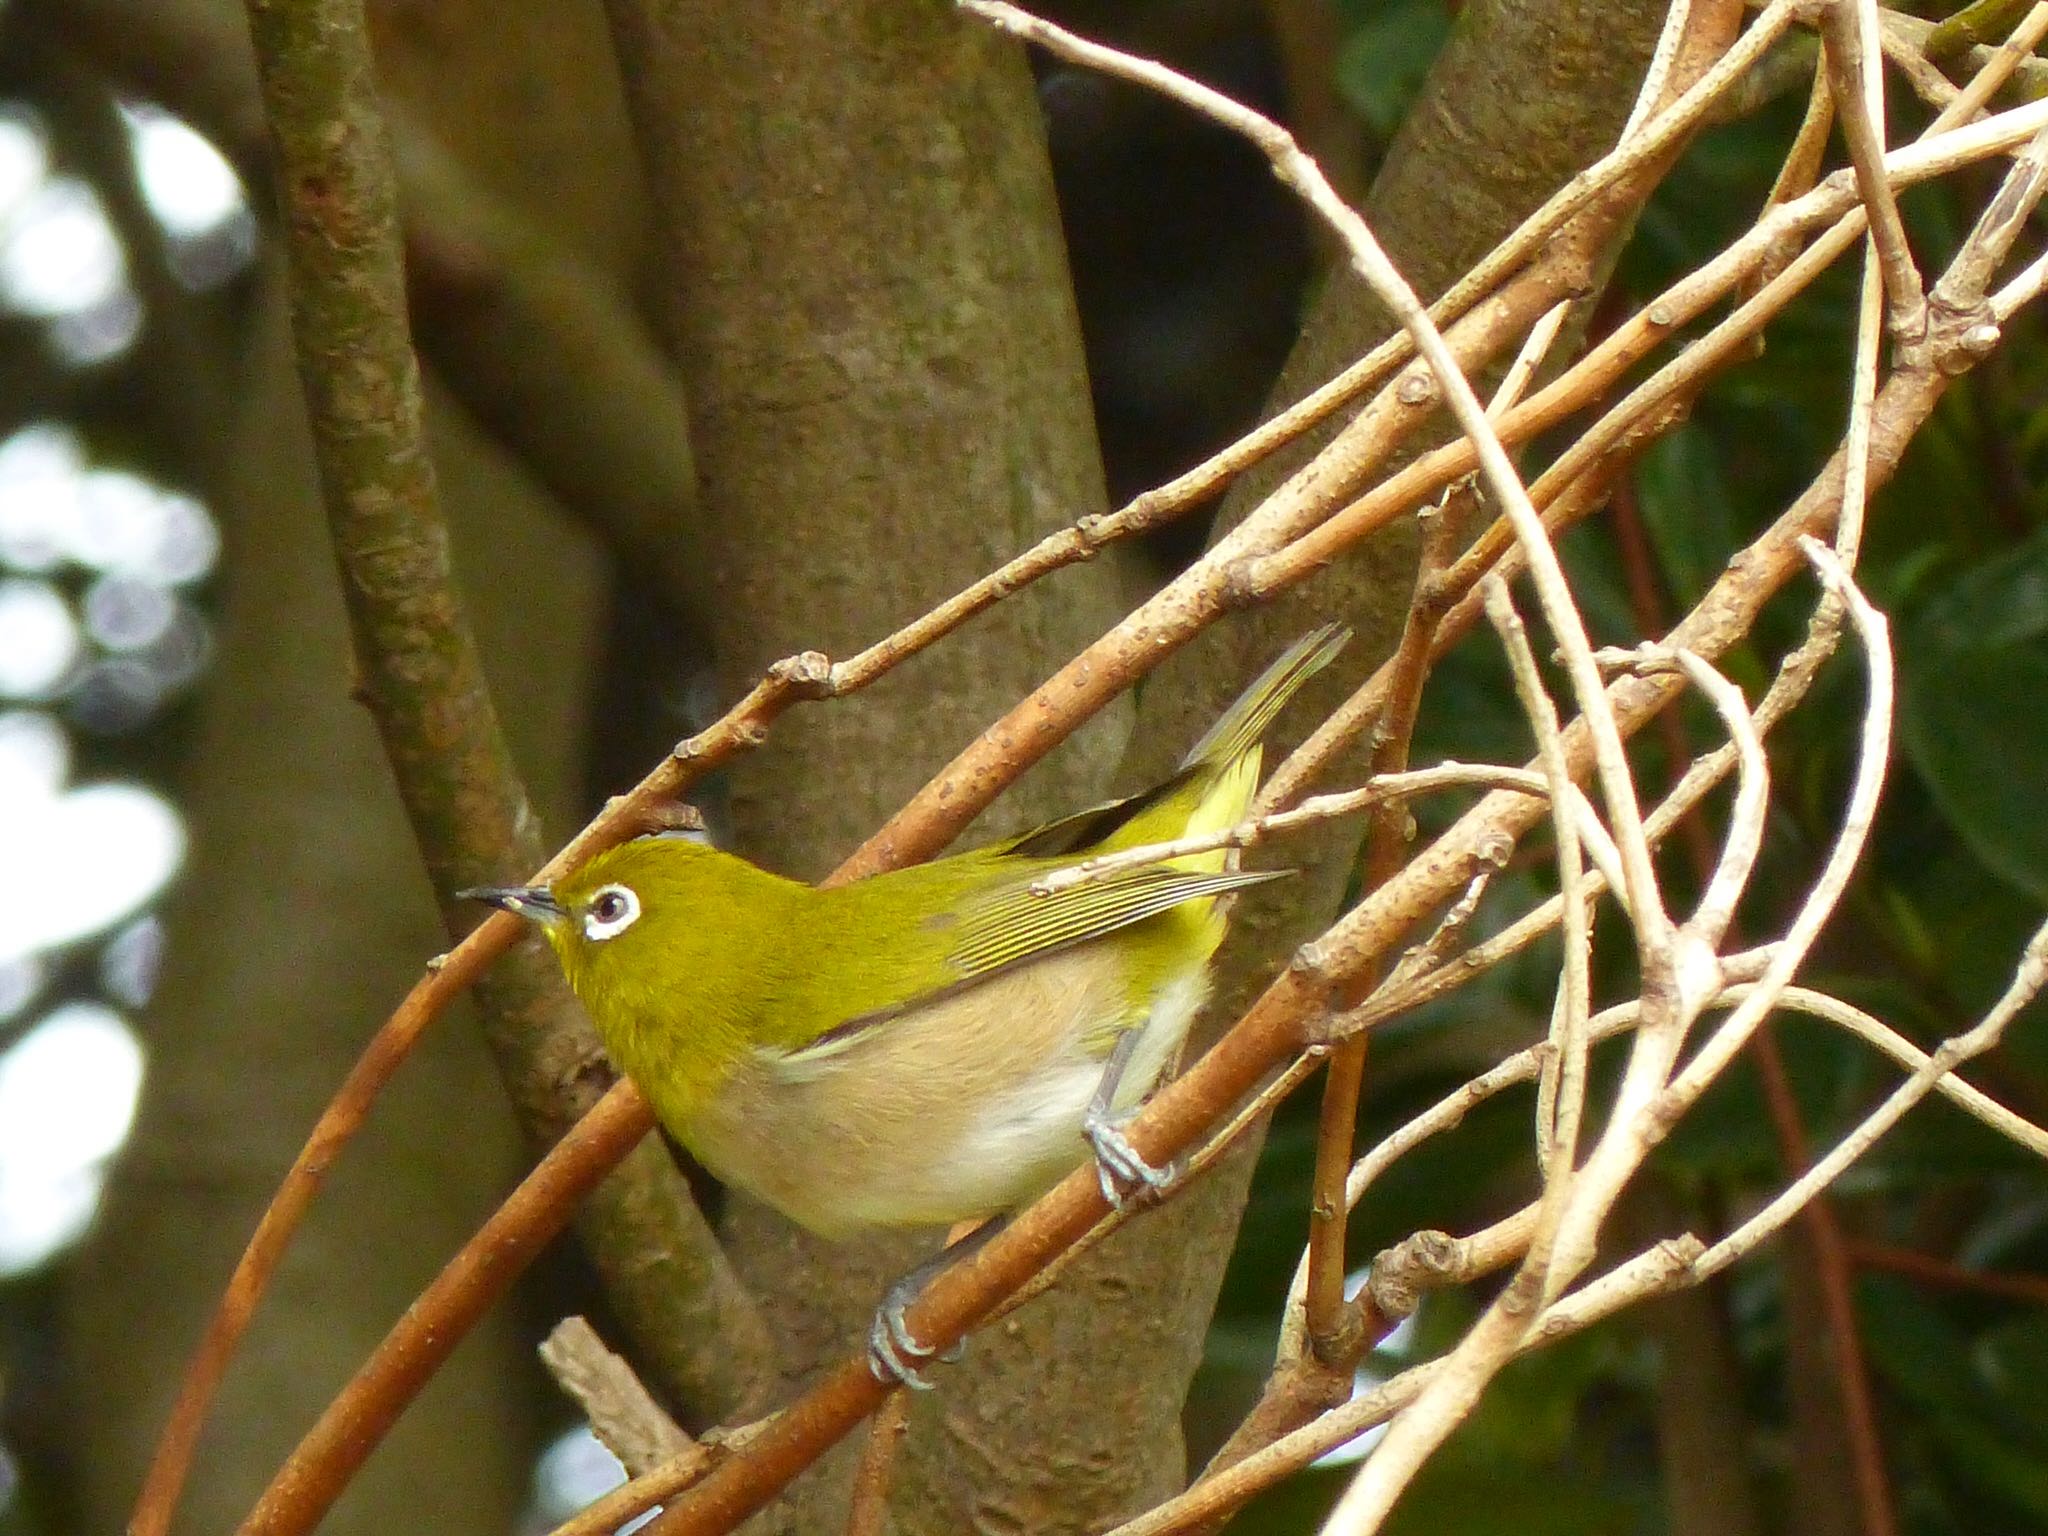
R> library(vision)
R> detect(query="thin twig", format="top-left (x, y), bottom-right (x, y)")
top-left (1366, 1206), bottom-right (1544, 1322)
top-left (1660, 542), bottom-right (1893, 1108)
top-left (1620, 648), bottom-right (1769, 946)
top-left (1887, 2), bottom-right (2048, 103)
top-left (1822, 0), bottom-right (1928, 342)
top-left (1114, 1239), bottom-right (1710, 1536)
top-left (1265, 262), bottom-right (1811, 825)
top-left (1302, 491), bottom-right (1466, 1364)
top-left (236, 1082), bottom-right (657, 1536)
top-left (1302, 966), bottom-right (2048, 1318)
top-left (1924, 0), bottom-right (2043, 60)
top-left (1379, 834), bottom-right (1516, 993)
top-left (1934, 123), bottom-right (2048, 315)
top-left (1277, 987), bottom-right (1743, 1356)
top-left (844, 1393), bottom-right (913, 1536)
top-left (1848, 1240), bottom-right (2048, 1307)
top-left (1033, 765), bottom-right (1549, 896)
top-left (1259, 55), bottom-right (2048, 622)
top-left (1746, 61), bottom-right (1834, 297)
top-left (1485, 579), bottom-right (1593, 1188)
top-left (1726, 984), bottom-right (2048, 1155)
top-left (547, 1421), bottom-right (773, 1536)
top-left (1880, 24), bottom-right (1966, 112)
top-left (1697, 918), bottom-right (2048, 1275)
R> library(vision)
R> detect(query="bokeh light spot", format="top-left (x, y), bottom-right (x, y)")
top-left (0, 175), bottom-right (126, 319)
top-left (49, 284), bottom-right (144, 367)
top-left (84, 573), bottom-right (176, 651)
top-left (100, 916), bottom-right (165, 1009)
top-left (0, 424), bottom-right (86, 573)
top-left (0, 1002), bottom-right (145, 1275)
top-left (124, 104), bottom-right (245, 242)
top-left (0, 578), bottom-right (78, 697)
top-left (0, 774), bottom-right (183, 964)
top-left (532, 1428), bottom-right (648, 1532)
top-left (123, 102), bottom-right (256, 291)
top-left (0, 108), bottom-right (49, 223)
top-left (0, 956), bottom-right (40, 1024)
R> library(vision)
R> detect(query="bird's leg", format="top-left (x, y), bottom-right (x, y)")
top-left (1081, 1028), bottom-right (1177, 1209)
top-left (868, 1214), bottom-right (1009, 1390)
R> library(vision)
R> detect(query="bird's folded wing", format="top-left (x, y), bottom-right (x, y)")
top-left (948, 863), bottom-right (1287, 981)
top-left (774, 863), bottom-right (1287, 1067)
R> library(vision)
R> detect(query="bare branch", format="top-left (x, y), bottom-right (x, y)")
top-left (1697, 918), bottom-right (2048, 1275)
top-left (1485, 579), bottom-right (1593, 1184)
top-left (1725, 984), bottom-right (2048, 1157)
top-left (1117, 1239), bottom-right (1709, 1536)
top-left (1661, 542), bottom-right (1894, 1107)
top-left (1822, 0), bottom-right (1927, 341)
top-left (539, 1318), bottom-right (693, 1477)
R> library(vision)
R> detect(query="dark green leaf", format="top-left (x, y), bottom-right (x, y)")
top-left (1901, 526), bottom-right (2048, 902)
top-left (1335, 0), bottom-right (1452, 138)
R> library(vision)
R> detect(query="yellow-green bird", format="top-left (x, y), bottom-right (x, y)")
top-left (466, 626), bottom-right (1344, 1383)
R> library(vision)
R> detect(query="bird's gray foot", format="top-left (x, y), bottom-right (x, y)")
top-left (1082, 1108), bottom-right (1177, 1210)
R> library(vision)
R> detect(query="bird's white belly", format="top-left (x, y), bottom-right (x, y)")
top-left (686, 955), bottom-right (1211, 1236)
top-left (870, 1056), bottom-right (1108, 1225)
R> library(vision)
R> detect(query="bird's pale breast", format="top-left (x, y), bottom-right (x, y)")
top-left (678, 943), bottom-right (1208, 1235)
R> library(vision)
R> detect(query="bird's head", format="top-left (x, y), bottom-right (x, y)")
top-left (460, 832), bottom-right (744, 1002)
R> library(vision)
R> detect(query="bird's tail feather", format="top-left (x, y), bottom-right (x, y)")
top-left (1178, 623), bottom-right (1351, 772)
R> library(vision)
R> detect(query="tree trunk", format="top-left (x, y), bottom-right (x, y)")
top-left (602, 3), bottom-right (1167, 1528)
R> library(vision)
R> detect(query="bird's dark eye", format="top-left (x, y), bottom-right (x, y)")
top-left (584, 883), bottom-right (641, 939)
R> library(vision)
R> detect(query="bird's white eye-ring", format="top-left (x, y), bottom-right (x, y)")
top-left (584, 884), bottom-right (641, 940)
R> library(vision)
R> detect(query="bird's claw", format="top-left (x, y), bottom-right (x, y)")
top-left (868, 1304), bottom-right (940, 1390)
top-left (1083, 1109), bottom-right (1175, 1210)
top-left (866, 1289), bottom-right (964, 1390)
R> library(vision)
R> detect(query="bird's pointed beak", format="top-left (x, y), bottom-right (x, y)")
top-left (458, 884), bottom-right (568, 925)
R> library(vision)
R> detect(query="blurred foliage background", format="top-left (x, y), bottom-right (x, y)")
top-left (0, 1), bottom-right (2042, 1534)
